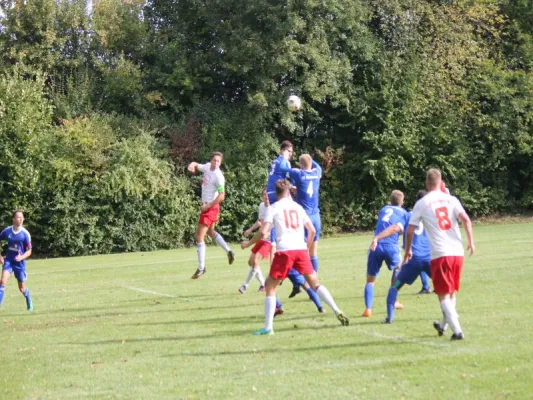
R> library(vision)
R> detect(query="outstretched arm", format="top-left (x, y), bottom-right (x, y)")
top-left (403, 225), bottom-right (416, 264)
top-left (370, 224), bottom-right (402, 251)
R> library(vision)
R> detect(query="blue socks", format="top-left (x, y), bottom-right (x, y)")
top-left (310, 256), bottom-right (319, 272)
top-left (387, 287), bottom-right (398, 322)
top-left (0, 285), bottom-right (4, 306)
top-left (305, 287), bottom-right (323, 311)
top-left (364, 283), bottom-right (374, 310)
top-left (420, 271), bottom-right (430, 291)
top-left (276, 298), bottom-right (282, 308)
top-left (24, 288), bottom-right (32, 310)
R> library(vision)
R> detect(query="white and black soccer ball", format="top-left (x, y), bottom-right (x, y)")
top-left (287, 95), bottom-right (301, 112)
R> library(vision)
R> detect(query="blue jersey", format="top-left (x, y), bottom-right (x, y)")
top-left (266, 155), bottom-right (291, 203)
top-left (374, 205), bottom-right (407, 246)
top-left (0, 226), bottom-right (32, 267)
top-left (287, 161), bottom-right (322, 216)
top-left (402, 211), bottom-right (430, 260)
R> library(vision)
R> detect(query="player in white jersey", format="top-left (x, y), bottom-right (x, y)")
top-left (404, 168), bottom-right (474, 340)
top-left (247, 179), bottom-right (349, 335)
top-left (187, 152), bottom-right (235, 279)
top-left (239, 190), bottom-right (270, 293)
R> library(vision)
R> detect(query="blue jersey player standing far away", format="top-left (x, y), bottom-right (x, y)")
top-left (280, 154), bottom-right (324, 313)
top-left (362, 190), bottom-right (407, 317)
top-left (370, 190), bottom-right (432, 323)
top-left (0, 210), bottom-right (33, 311)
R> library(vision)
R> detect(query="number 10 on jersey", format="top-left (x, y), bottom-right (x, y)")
top-left (283, 209), bottom-right (300, 229)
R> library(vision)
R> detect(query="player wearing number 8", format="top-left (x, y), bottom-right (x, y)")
top-left (247, 179), bottom-right (349, 335)
top-left (404, 168), bottom-right (475, 340)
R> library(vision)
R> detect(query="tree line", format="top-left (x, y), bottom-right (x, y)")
top-left (0, 0), bottom-right (531, 256)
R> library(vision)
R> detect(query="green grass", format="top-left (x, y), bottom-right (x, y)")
top-left (1, 223), bottom-right (533, 399)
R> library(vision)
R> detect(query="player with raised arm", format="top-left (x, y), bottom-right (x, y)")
top-left (266, 141), bottom-right (293, 205)
top-left (370, 190), bottom-right (432, 324)
top-left (239, 191), bottom-right (270, 293)
top-left (0, 210), bottom-right (33, 311)
top-left (250, 180), bottom-right (349, 335)
top-left (188, 152), bottom-right (235, 279)
top-left (404, 169), bottom-right (474, 340)
top-left (280, 154), bottom-right (324, 312)
top-left (362, 190), bottom-right (407, 317)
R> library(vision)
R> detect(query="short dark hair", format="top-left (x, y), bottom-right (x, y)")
top-left (12, 209), bottom-right (24, 218)
top-left (280, 141), bottom-right (293, 151)
top-left (275, 179), bottom-right (290, 197)
top-left (210, 151), bottom-right (223, 160)
top-left (416, 190), bottom-right (428, 201)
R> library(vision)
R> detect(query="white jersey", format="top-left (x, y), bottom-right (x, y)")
top-left (258, 202), bottom-right (268, 220)
top-left (264, 197), bottom-right (310, 251)
top-left (197, 163), bottom-right (225, 203)
top-left (409, 190), bottom-right (466, 259)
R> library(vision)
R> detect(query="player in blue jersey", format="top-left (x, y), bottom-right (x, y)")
top-left (279, 154), bottom-right (324, 312)
top-left (362, 190), bottom-right (407, 317)
top-left (266, 141), bottom-right (293, 205)
top-left (0, 210), bottom-right (33, 311)
top-left (370, 190), bottom-right (432, 323)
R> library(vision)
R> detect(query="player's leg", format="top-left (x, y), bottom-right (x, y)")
top-left (16, 267), bottom-right (32, 311)
top-left (0, 267), bottom-right (11, 307)
top-left (207, 223), bottom-right (234, 265)
top-left (384, 245), bottom-right (404, 310)
top-left (302, 281), bottom-right (324, 313)
top-left (383, 260), bottom-right (420, 323)
top-left (287, 268), bottom-right (304, 297)
top-left (432, 257), bottom-right (464, 339)
top-left (239, 252), bottom-right (257, 294)
top-left (304, 272), bottom-right (349, 326)
top-left (254, 251), bottom-right (290, 335)
top-left (363, 248), bottom-right (381, 317)
top-left (309, 214), bottom-right (321, 272)
top-left (191, 223), bottom-right (209, 279)
top-left (418, 271), bottom-right (431, 294)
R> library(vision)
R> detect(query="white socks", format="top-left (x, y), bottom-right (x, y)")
top-left (264, 296), bottom-right (276, 331)
top-left (440, 298), bottom-right (462, 335)
top-left (255, 269), bottom-right (265, 286)
top-left (244, 267), bottom-right (256, 286)
top-left (214, 232), bottom-right (231, 253)
top-left (316, 285), bottom-right (340, 313)
top-left (197, 242), bottom-right (206, 269)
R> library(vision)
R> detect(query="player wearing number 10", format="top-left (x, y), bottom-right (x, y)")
top-left (363, 191), bottom-right (407, 318)
top-left (404, 169), bottom-right (474, 340)
top-left (250, 180), bottom-right (349, 335)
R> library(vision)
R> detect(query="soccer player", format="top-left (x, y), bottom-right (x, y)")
top-left (404, 169), bottom-right (474, 340)
top-left (239, 191), bottom-right (270, 293)
top-left (370, 190), bottom-right (432, 323)
top-left (362, 190), bottom-right (407, 317)
top-left (266, 141), bottom-right (293, 205)
top-left (250, 179), bottom-right (349, 335)
top-left (188, 152), bottom-right (235, 279)
top-left (280, 154), bottom-right (324, 312)
top-left (0, 210), bottom-right (33, 311)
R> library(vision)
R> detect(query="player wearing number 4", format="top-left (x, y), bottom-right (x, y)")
top-left (404, 169), bottom-right (474, 340)
top-left (362, 190), bottom-right (407, 318)
top-left (250, 180), bottom-right (349, 335)
top-left (370, 190), bottom-right (431, 324)
top-left (188, 152), bottom-right (235, 279)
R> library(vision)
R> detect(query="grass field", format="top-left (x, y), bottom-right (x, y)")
top-left (1, 222), bottom-right (533, 399)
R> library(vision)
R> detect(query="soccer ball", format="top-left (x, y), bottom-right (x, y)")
top-left (287, 95), bottom-right (301, 112)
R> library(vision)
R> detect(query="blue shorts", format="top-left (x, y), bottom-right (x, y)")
top-left (304, 213), bottom-right (321, 242)
top-left (367, 244), bottom-right (401, 277)
top-left (397, 257), bottom-right (431, 285)
top-left (3, 260), bottom-right (27, 282)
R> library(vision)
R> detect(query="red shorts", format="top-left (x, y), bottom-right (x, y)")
top-left (269, 250), bottom-right (314, 281)
top-left (198, 204), bottom-right (220, 227)
top-left (251, 240), bottom-right (272, 259)
top-left (430, 256), bottom-right (464, 295)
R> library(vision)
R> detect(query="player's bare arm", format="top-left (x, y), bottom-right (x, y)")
top-left (244, 219), bottom-right (263, 237)
top-left (187, 161), bottom-right (199, 173)
top-left (304, 220), bottom-right (316, 250)
top-left (200, 191), bottom-right (225, 212)
top-left (242, 221), bottom-right (272, 250)
top-left (403, 224), bottom-right (416, 264)
top-left (15, 249), bottom-right (32, 263)
top-left (459, 212), bottom-right (475, 256)
top-left (370, 224), bottom-right (403, 251)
